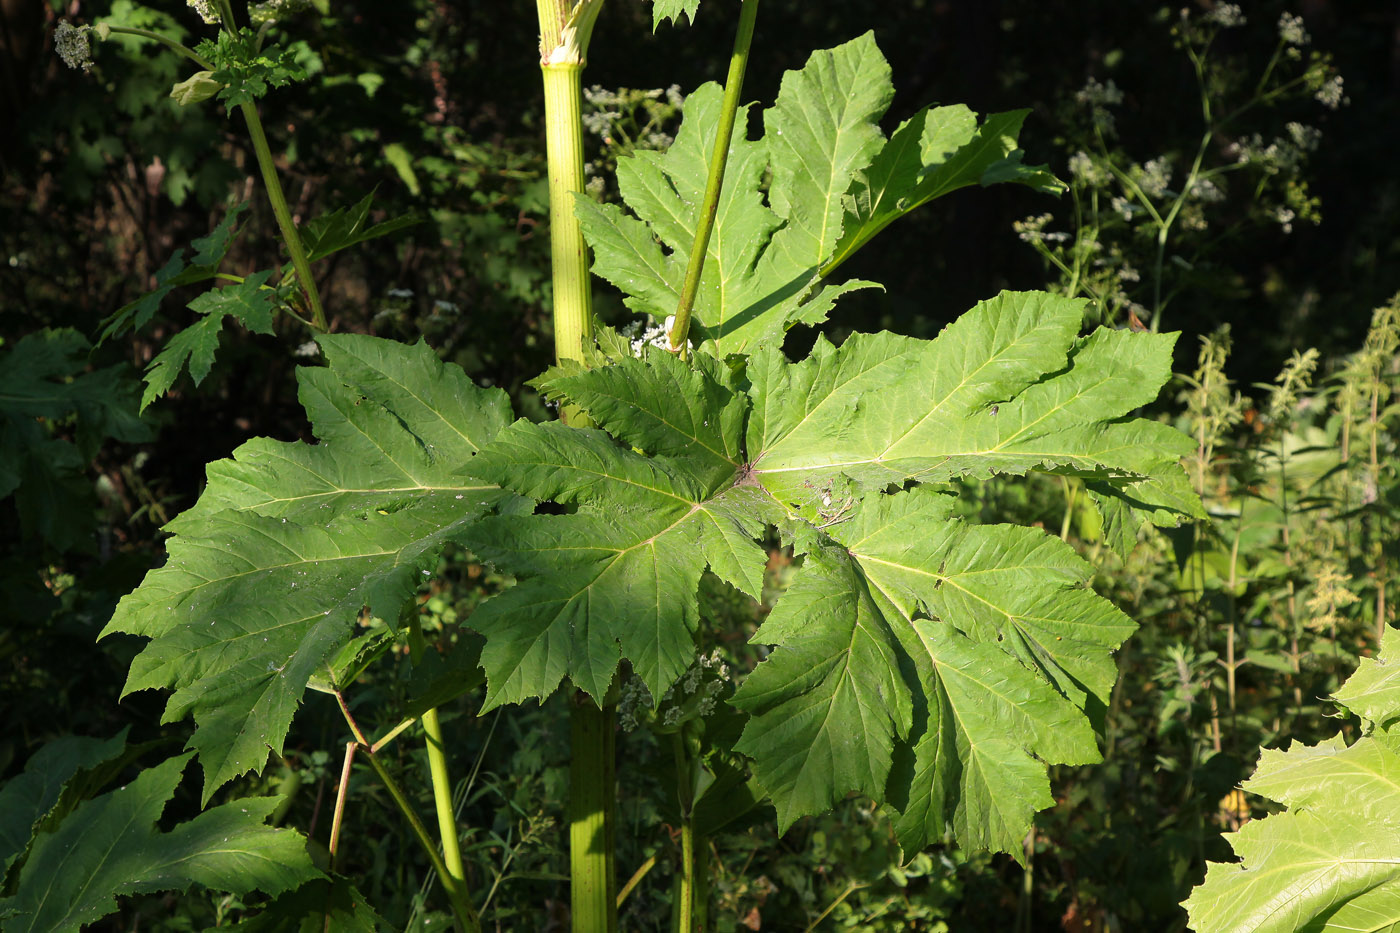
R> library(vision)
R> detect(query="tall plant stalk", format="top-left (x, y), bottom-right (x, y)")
top-left (209, 0), bottom-right (326, 329)
top-left (534, 4), bottom-right (615, 932)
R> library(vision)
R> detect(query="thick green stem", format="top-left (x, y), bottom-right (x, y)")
top-left (666, 0), bottom-right (759, 353)
top-left (541, 62), bottom-right (594, 366)
top-left (677, 820), bottom-right (696, 933)
top-left (237, 100), bottom-right (327, 331)
top-left (570, 695), bottom-right (618, 933)
top-left (535, 7), bottom-right (618, 930)
top-left (362, 750), bottom-right (481, 933)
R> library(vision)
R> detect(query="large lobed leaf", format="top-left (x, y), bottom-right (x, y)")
top-left (0, 753), bottom-right (319, 933)
top-left (1184, 627), bottom-right (1400, 932)
top-left (468, 288), bottom-right (1197, 859)
top-left (747, 290), bottom-right (1203, 545)
top-left (461, 351), bottom-right (777, 707)
top-left (579, 33), bottom-right (1059, 356)
top-left (102, 335), bottom-right (512, 799)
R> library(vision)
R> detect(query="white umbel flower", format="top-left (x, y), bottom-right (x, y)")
top-left (187, 0), bottom-right (221, 24)
top-left (54, 22), bottom-right (93, 72)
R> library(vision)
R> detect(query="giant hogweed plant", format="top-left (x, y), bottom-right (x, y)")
top-left (3, 1), bottom-right (1207, 930)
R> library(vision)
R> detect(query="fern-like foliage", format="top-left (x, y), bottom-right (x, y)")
top-left (1185, 627), bottom-right (1400, 932)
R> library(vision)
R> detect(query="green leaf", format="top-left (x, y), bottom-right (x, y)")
top-left (98, 204), bottom-right (247, 344)
top-left (198, 29), bottom-right (306, 108)
top-left (765, 32), bottom-right (892, 273)
top-left (1333, 626), bottom-right (1400, 730)
top-left (0, 754), bottom-right (320, 933)
top-left (1184, 630), bottom-right (1400, 932)
top-left (747, 290), bottom-right (1202, 552)
top-left (582, 37), bottom-right (1058, 353)
top-left (578, 39), bottom-right (888, 354)
top-left (652, 0), bottom-right (699, 29)
top-left (730, 536), bottom-right (913, 829)
top-left (218, 877), bottom-right (388, 932)
top-left (302, 191), bottom-right (421, 263)
top-left (103, 335), bottom-right (513, 799)
top-left (828, 106), bottom-right (1064, 274)
top-left (140, 313), bottom-right (228, 410)
top-left (731, 487), bottom-right (1107, 853)
top-left (138, 270), bottom-right (275, 411)
top-left (461, 418), bottom-right (774, 705)
top-left (0, 731), bottom-right (130, 876)
top-left (461, 353), bottom-right (778, 704)
top-left (535, 350), bottom-right (745, 485)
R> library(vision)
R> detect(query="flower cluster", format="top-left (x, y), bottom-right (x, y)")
top-left (617, 650), bottom-right (730, 733)
top-left (1203, 4), bottom-right (1246, 28)
top-left (1314, 74), bottom-right (1346, 110)
top-left (54, 22), bottom-right (93, 73)
top-left (1135, 157), bottom-right (1174, 199)
top-left (187, 0), bottom-right (221, 25)
top-left (620, 315), bottom-right (683, 356)
top-left (1277, 12), bottom-right (1309, 46)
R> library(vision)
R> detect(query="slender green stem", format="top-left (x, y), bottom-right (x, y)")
top-left (405, 617), bottom-right (468, 898)
top-left (104, 25), bottom-right (211, 68)
top-left (362, 750), bottom-right (481, 933)
top-left (802, 881), bottom-right (864, 933)
top-left (570, 695), bottom-right (618, 933)
top-left (617, 854), bottom-right (657, 908)
top-left (237, 100), bottom-right (327, 330)
top-left (667, 0), bottom-right (760, 354)
top-left (422, 708), bottom-right (468, 896)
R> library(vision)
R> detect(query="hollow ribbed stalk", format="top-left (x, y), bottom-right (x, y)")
top-left (539, 29), bottom-right (596, 366)
top-left (666, 0), bottom-right (759, 353)
top-left (570, 695), bottom-right (618, 933)
top-left (535, 5), bottom-right (616, 932)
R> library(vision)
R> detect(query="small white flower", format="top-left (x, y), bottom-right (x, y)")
top-left (1188, 178), bottom-right (1224, 203)
top-left (54, 22), bottom-right (93, 73)
top-left (1205, 4), bottom-right (1246, 28)
top-left (1111, 196), bottom-right (1135, 222)
top-left (1315, 74), bottom-right (1346, 110)
top-left (187, 0), bottom-right (221, 24)
top-left (1274, 206), bottom-right (1296, 234)
top-left (1278, 12), bottom-right (1309, 46)
top-left (1013, 212), bottom-right (1052, 243)
top-left (1138, 158), bottom-right (1173, 199)
top-left (1075, 77), bottom-right (1123, 108)
top-left (294, 340), bottom-right (320, 358)
top-left (1286, 122), bottom-right (1321, 151)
